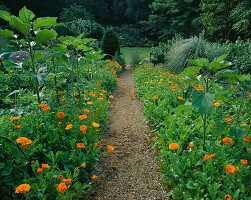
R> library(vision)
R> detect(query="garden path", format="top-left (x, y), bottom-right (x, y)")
top-left (85, 66), bottom-right (167, 200)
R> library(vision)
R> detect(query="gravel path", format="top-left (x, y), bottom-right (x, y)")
top-left (85, 66), bottom-right (167, 200)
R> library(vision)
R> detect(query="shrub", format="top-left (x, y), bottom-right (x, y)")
top-left (60, 4), bottom-right (93, 22)
top-left (150, 35), bottom-right (182, 65)
top-left (223, 38), bottom-right (251, 74)
top-left (113, 52), bottom-right (126, 69)
top-left (166, 36), bottom-right (225, 73)
top-left (101, 28), bottom-right (120, 58)
top-left (65, 19), bottom-right (104, 40)
top-left (130, 51), bottom-right (141, 66)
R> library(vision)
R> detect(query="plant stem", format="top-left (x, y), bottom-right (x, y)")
top-left (203, 113), bottom-right (207, 150)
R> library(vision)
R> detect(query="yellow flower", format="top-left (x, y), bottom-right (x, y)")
top-left (87, 102), bottom-right (93, 105)
top-left (15, 184), bottom-right (31, 194)
top-left (65, 124), bottom-right (73, 130)
top-left (79, 115), bottom-right (87, 120)
top-left (92, 122), bottom-right (100, 127)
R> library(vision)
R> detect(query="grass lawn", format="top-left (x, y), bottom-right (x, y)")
top-left (120, 47), bottom-right (152, 64)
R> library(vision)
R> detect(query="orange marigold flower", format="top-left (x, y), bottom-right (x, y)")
top-left (43, 106), bottom-right (50, 112)
top-left (225, 118), bottom-right (232, 123)
top-left (42, 164), bottom-right (50, 169)
top-left (212, 126), bottom-right (217, 130)
top-left (65, 124), bottom-right (73, 130)
top-left (189, 142), bottom-right (194, 148)
top-left (130, 96), bottom-right (134, 100)
top-left (171, 89), bottom-right (176, 92)
top-left (99, 98), bottom-right (104, 100)
top-left (37, 167), bottom-right (43, 174)
top-left (82, 162), bottom-right (87, 168)
top-left (169, 143), bottom-right (179, 150)
top-left (109, 95), bottom-right (114, 98)
top-left (153, 96), bottom-right (158, 100)
top-left (57, 112), bottom-right (65, 119)
top-left (107, 145), bottom-right (114, 152)
top-left (241, 159), bottom-right (248, 165)
top-left (76, 143), bottom-right (85, 148)
top-left (15, 184), bottom-right (31, 194)
top-left (224, 195), bottom-right (232, 200)
top-left (58, 183), bottom-right (67, 193)
top-left (87, 102), bottom-right (93, 105)
top-left (15, 125), bottom-right (21, 129)
top-left (84, 109), bottom-right (90, 114)
top-left (225, 165), bottom-right (236, 174)
top-left (203, 155), bottom-right (211, 160)
top-left (244, 113), bottom-right (248, 116)
top-left (39, 103), bottom-right (47, 107)
top-left (222, 137), bottom-right (233, 145)
top-left (58, 122), bottom-right (62, 125)
top-left (58, 175), bottom-right (64, 180)
top-left (61, 98), bottom-right (66, 103)
top-left (59, 91), bottom-right (63, 94)
top-left (12, 117), bottom-right (20, 121)
top-left (244, 136), bottom-right (250, 142)
top-left (218, 177), bottom-right (222, 181)
top-left (16, 137), bottom-right (32, 149)
top-left (242, 124), bottom-right (248, 126)
top-left (75, 99), bottom-right (79, 102)
top-left (64, 179), bottom-right (71, 185)
top-left (178, 96), bottom-right (184, 100)
top-left (79, 115), bottom-right (87, 120)
top-left (210, 153), bottom-right (216, 158)
top-left (92, 175), bottom-right (98, 181)
top-left (80, 125), bottom-right (87, 132)
top-left (95, 142), bottom-right (101, 148)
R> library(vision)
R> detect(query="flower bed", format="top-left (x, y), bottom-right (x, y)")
top-left (133, 63), bottom-right (250, 200)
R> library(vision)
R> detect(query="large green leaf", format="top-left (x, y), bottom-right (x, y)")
top-left (19, 6), bottom-right (35, 23)
top-left (229, 127), bottom-right (245, 139)
top-left (217, 71), bottom-right (246, 83)
top-left (0, 29), bottom-right (14, 38)
top-left (192, 90), bottom-right (215, 115)
top-left (9, 16), bottom-right (31, 35)
top-left (178, 66), bottom-right (201, 78)
top-left (0, 10), bottom-right (11, 21)
top-left (34, 29), bottom-right (58, 45)
top-left (33, 17), bottom-right (65, 30)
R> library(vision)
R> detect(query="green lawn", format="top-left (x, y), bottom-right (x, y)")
top-left (120, 47), bottom-right (152, 64)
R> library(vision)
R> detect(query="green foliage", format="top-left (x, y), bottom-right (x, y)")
top-left (223, 38), bottom-right (251, 74)
top-left (113, 52), bottom-right (126, 69)
top-left (133, 63), bottom-right (250, 200)
top-left (60, 4), bottom-right (93, 22)
top-left (101, 28), bottom-right (120, 57)
top-left (130, 51), bottom-right (141, 66)
top-left (150, 35), bottom-right (182, 65)
top-left (200, 0), bottom-right (251, 41)
top-left (166, 36), bottom-right (225, 73)
top-left (148, 0), bottom-right (201, 41)
top-left (65, 19), bottom-right (104, 40)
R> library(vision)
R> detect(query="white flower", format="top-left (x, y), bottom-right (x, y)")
top-left (30, 41), bottom-right (36, 47)
top-left (14, 34), bottom-right (18, 39)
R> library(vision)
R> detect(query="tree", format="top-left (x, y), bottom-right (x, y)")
top-left (147, 0), bottom-right (201, 41)
top-left (60, 4), bottom-right (93, 22)
top-left (125, 0), bottom-right (153, 24)
top-left (101, 28), bottom-right (120, 58)
top-left (201, 0), bottom-right (251, 41)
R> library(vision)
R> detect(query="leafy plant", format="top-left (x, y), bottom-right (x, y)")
top-left (101, 28), bottom-right (120, 58)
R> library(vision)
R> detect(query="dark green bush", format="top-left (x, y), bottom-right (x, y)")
top-left (57, 19), bottom-right (104, 40)
top-left (223, 38), bottom-right (251, 74)
top-left (101, 28), bottom-right (120, 58)
top-left (150, 35), bottom-right (182, 65)
top-left (130, 51), bottom-right (141, 66)
top-left (60, 4), bottom-right (93, 22)
top-left (113, 53), bottom-right (126, 69)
